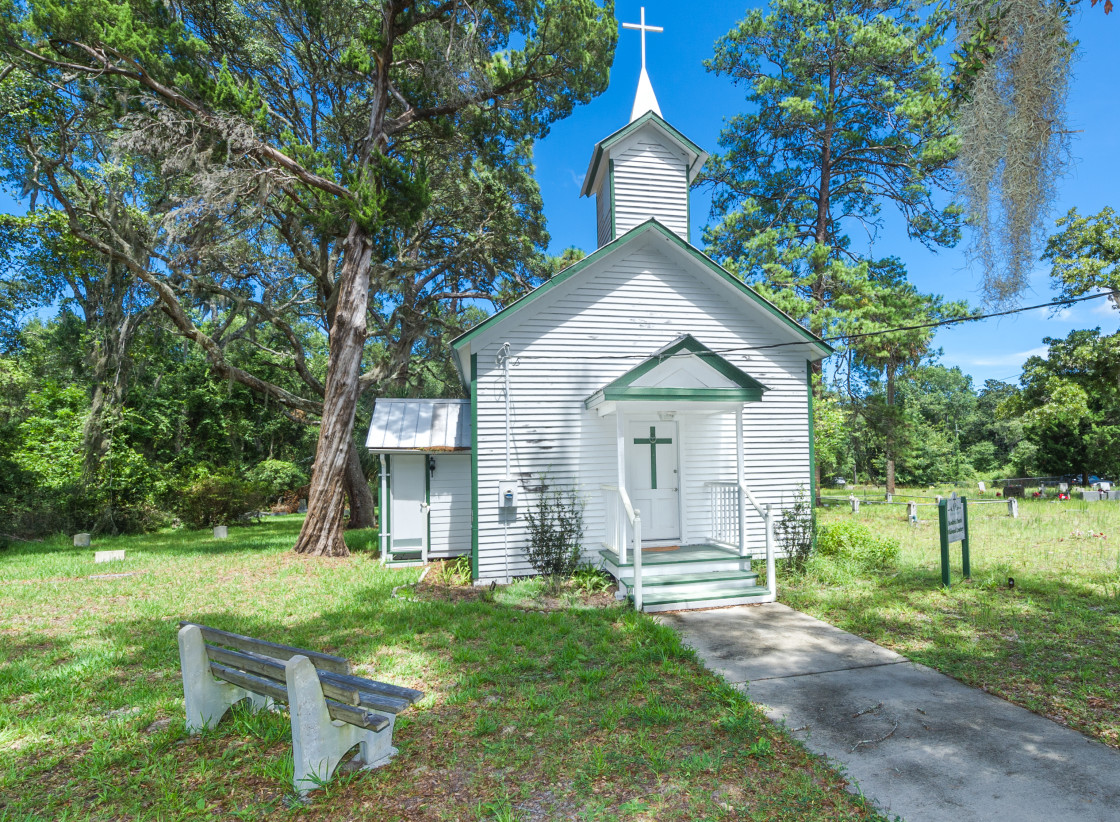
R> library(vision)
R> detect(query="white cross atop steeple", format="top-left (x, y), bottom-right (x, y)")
top-left (622, 6), bottom-right (662, 72)
top-left (622, 7), bottom-right (663, 121)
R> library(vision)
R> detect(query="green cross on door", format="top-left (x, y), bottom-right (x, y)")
top-left (634, 425), bottom-right (673, 489)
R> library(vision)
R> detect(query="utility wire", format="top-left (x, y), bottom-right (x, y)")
top-left (505, 291), bottom-right (1115, 361)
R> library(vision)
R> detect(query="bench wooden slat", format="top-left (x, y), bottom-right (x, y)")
top-left (322, 699), bottom-right (391, 733)
top-left (322, 670), bottom-right (425, 705)
top-left (208, 663), bottom-right (390, 733)
top-left (205, 645), bottom-right (363, 706)
top-left (181, 622), bottom-right (350, 675)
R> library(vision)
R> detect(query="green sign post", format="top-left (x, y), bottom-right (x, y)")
top-left (938, 492), bottom-right (971, 587)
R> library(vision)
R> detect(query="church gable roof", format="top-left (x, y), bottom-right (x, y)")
top-left (450, 220), bottom-right (832, 379)
top-left (584, 335), bottom-right (769, 408)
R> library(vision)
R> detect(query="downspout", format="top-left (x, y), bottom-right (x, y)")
top-left (497, 342), bottom-right (512, 582)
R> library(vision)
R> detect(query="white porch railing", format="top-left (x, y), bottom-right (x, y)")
top-left (705, 480), bottom-right (777, 599)
top-left (601, 484), bottom-right (643, 610)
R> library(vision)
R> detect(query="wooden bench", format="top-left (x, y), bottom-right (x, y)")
top-left (177, 622), bottom-right (423, 796)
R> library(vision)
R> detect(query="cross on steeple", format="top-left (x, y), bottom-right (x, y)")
top-left (622, 7), bottom-right (663, 73)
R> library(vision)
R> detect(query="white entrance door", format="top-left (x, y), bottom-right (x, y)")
top-left (626, 420), bottom-right (680, 542)
top-left (391, 455), bottom-right (427, 558)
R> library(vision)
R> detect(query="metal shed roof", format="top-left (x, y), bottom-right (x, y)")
top-left (365, 398), bottom-right (471, 452)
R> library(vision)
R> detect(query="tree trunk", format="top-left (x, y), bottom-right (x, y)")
top-left (293, 223), bottom-right (374, 556)
top-left (344, 439), bottom-right (376, 530)
top-left (885, 363), bottom-right (896, 496)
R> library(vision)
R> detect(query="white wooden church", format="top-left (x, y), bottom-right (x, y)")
top-left (367, 17), bottom-right (830, 611)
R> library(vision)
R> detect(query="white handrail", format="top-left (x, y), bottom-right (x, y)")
top-left (601, 483), bottom-right (642, 610)
top-left (708, 480), bottom-right (776, 598)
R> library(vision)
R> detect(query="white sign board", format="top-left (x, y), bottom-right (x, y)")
top-left (945, 493), bottom-right (966, 544)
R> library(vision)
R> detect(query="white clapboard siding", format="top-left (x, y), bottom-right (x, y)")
top-left (612, 131), bottom-right (689, 241)
top-left (470, 235), bottom-right (812, 581)
top-left (428, 454), bottom-right (471, 559)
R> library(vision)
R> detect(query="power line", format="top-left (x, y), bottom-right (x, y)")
top-left (506, 291), bottom-right (1115, 361)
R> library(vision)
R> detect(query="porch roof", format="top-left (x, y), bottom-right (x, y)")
top-left (584, 335), bottom-right (769, 412)
top-left (366, 398), bottom-right (471, 453)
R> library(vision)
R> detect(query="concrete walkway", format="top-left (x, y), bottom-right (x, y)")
top-left (660, 603), bottom-right (1120, 822)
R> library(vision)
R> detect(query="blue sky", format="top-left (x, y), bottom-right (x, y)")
top-left (533, 2), bottom-right (1119, 388)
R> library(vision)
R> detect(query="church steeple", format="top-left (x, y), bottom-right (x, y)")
top-left (580, 9), bottom-right (708, 248)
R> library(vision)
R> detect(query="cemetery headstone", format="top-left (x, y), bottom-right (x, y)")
top-left (1108, 490), bottom-right (1120, 501)
top-left (94, 550), bottom-right (125, 563)
top-left (1081, 489), bottom-right (1101, 502)
top-left (849, 495), bottom-right (860, 514)
top-left (1059, 482), bottom-right (1068, 494)
top-left (1005, 485), bottom-right (1025, 498)
top-left (977, 481), bottom-right (986, 494)
top-left (74, 533), bottom-right (91, 547)
top-left (1007, 498), bottom-right (1018, 518)
top-left (885, 493), bottom-right (893, 503)
top-left (907, 501), bottom-right (918, 523)
top-left (213, 526), bottom-right (228, 539)
top-left (297, 498), bottom-right (308, 513)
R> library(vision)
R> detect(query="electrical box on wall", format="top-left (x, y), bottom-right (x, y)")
top-left (498, 480), bottom-right (518, 508)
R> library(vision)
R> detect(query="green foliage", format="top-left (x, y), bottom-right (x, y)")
top-left (244, 459), bottom-right (308, 499)
top-left (703, 0), bottom-right (959, 348)
top-left (816, 520), bottom-right (900, 570)
top-left (1006, 328), bottom-right (1120, 481)
top-left (174, 469), bottom-right (269, 529)
top-left (523, 479), bottom-right (585, 581)
top-left (1044, 206), bottom-right (1120, 306)
top-left (570, 564), bottom-right (613, 594)
top-left (777, 490), bottom-right (816, 571)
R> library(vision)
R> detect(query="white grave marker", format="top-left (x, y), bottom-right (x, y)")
top-left (94, 550), bottom-right (125, 563)
top-left (1007, 498), bottom-right (1018, 518)
top-left (213, 526), bottom-right (228, 539)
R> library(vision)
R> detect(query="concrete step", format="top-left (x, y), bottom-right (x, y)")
top-left (636, 572), bottom-right (760, 599)
top-left (640, 587), bottom-right (773, 613)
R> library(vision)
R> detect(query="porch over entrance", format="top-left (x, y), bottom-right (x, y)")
top-left (585, 335), bottom-right (779, 611)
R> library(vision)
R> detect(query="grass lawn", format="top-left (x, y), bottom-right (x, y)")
top-left (0, 517), bottom-right (884, 821)
top-left (783, 489), bottom-right (1120, 749)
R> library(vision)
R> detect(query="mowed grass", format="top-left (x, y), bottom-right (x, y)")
top-left (1, 517), bottom-right (884, 821)
top-left (784, 490), bottom-right (1120, 748)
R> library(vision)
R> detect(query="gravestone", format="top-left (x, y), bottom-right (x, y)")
top-left (849, 496), bottom-right (860, 514)
top-left (1059, 482), bottom-right (1069, 494)
top-left (213, 526), bottom-right (228, 539)
top-left (1108, 490), bottom-right (1120, 501)
top-left (297, 499), bottom-right (308, 513)
top-left (935, 495), bottom-right (942, 504)
top-left (885, 493), bottom-right (893, 503)
top-left (1081, 489), bottom-right (1101, 502)
top-left (907, 501), bottom-right (918, 523)
top-left (1005, 485), bottom-right (1025, 499)
top-left (73, 533), bottom-right (91, 547)
top-left (94, 550), bottom-right (125, 563)
top-left (978, 481), bottom-right (986, 494)
top-left (1007, 498), bottom-right (1018, 518)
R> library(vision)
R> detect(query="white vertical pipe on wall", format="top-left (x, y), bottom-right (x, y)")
top-left (616, 409), bottom-right (627, 565)
top-left (736, 407), bottom-right (747, 559)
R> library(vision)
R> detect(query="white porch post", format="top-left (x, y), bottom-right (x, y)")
top-left (736, 407), bottom-right (747, 558)
top-left (765, 503), bottom-right (776, 598)
top-left (616, 408), bottom-right (627, 565)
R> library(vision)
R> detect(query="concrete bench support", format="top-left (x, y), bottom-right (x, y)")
top-left (286, 654), bottom-right (397, 796)
top-left (179, 625), bottom-right (272, 731)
